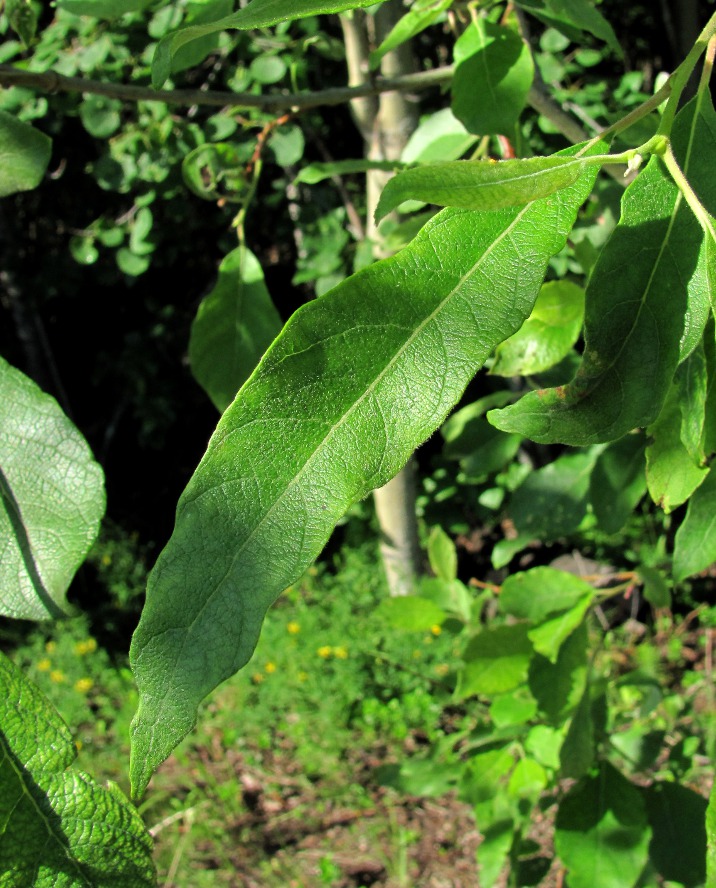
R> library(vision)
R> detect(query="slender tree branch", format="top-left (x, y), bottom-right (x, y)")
top-left (0, 62), bottom-right (453, 112)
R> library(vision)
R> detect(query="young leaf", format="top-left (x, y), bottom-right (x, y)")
top-left (672, 467), bottom-right (716, 581)
top-left (0, 110), bottom-right (51, 197)
top-left (427, 525), bottom-right (457, 582)
top-left (375, 155), bottom-right (594, 223)
top-left (369, 0), bottom-right (452, 71)
top-left (452, 19), bottom-right (534, 136)
top-left (491, 280), bottom-right (585, 377)
top-left (294, 159), bottom-right (403, 185)
top-left (152, 0), bottom-right (381, 87)
top-left (0, 358), bottom-right (105, 621)
top-left (555, 763), bottom-right (652, 888)
top-left (0, 651), bottom-right (155, 886)
top-left (189, 247), bottom-right (283, 413)
top-left (129, 144), bottom-right (604, 798)
top-left (490, 97), bottom-right (716, 445)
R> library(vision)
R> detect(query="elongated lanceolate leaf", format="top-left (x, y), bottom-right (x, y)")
top-left (490, 97), bottom-right (716, 445)
top-left (129, 143), bottom-right (605, 797)
top-left (0, 652), bottom-right (155, 887)
top-left (0, 358), bottom-right (105, 621)
top-left (152, 0), bottom-right (381, 87)
top-left (189, 247), bottom-right (282, 413)
top-left (374, 155), bottom-right (596, 223)
top-left (0, 110), bottom-right (51, 197)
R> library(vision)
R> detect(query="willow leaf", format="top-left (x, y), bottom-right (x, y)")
top-left (152, 0), bottom-right (380, 87)
top-left (374, 155), bottom-right (595, 223)
top-left (490, 96), bottom-right (716, 445)
top-left (128, 143), bottom-right (603, 798)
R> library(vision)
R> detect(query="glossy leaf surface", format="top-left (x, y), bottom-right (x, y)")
top-left (490, 97), bottom-right (716, 445)
top-left (129, 149), bottom-right (603, 796)
top-left (375, 155), bottom-right (593, 223)
top-left (0, 358), bottom-right (105, 621)
top-left (0, 110), bottom-right (51, 197)
top-left (189, 247), bottom-right (282, 413)
top-left (0, 651), bottom-right (155, 887)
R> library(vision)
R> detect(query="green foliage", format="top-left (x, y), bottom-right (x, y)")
top-left (0, 650), bottom-right (155, 886)
top-left (3, 0), bottom-right (716, 884)
top-left (0, 358), bottom-right (105, 620)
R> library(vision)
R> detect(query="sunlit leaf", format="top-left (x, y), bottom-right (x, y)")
top-left (0, 110), bottom-right (51, 197)
top-left (490, 96), bottom-right (716, 444)
top-left (129, 143), bottom-right (604, 797)
top-left (375, 155), bottom-right (595, 223)
top-left (0, 651), bottom-right (155, 886)
top-left (189, 247), bottom-right (282, 413)
top-left (0, 358), bottom-right (105, 621)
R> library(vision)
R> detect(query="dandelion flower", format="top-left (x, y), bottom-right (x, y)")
top-left (50, 670), bottom-right (66, 684)
top-left (74, 678), bottom-right (93, 693)
top-left (37, 658), bottom-right (51, 672)
top-left (317, 645), bottom-right (332, 659)
top-left (265, 662), bottom-right (277, 674)
top-left (287, 621), bottom-right (301, 635)
top-left (430, 624), bottom-right (442, 636)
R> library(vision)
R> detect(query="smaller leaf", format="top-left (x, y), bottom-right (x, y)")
top-left (456, 624), bottom-right (533, 699)
top-left (646, 384), bottom-right (709, 513)
top-left (508, 757), bottom-right (547, 800)
top-left (0, 651), bottom-right (155, 886)
top-left (673, 467), bottom-right (716, 581)
top-left (294, 159), bottom-right (403, 185)
top-left (374, 595), bottom-right (446, 632)
top-left (427, 526), bottom-right (457, 582)
top-left (401, 108), bottom-right (479, 164)
top-left (452, 19), bottom-right (534, 136)
top-left (189, 247), bottom-right (282, 412)
top-left (636, 565), bottom-right (671, 609)
top-left (375, 155), bottom-right (590, 224)
top-left (0, 110), bottom-right (51, 197)
top-left (491, 280), bottom-right (585, 377)
top-left (501, 566), bottom-right (594, 623)
top-left (369, 0), bottom-right (452, 70)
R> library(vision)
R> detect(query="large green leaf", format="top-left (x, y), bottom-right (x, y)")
top-left (189, 247), bottom-right (283, 413)
top-left (451, 19), bottom-right (534, 136)
top-left (375, 155), bottom-right (596, 223)
top-left (0, 651), bottom-right (155, 887)
top-left (0, 358), bottom-right (105, 621)
top-left (0, 110), bottom-right (51, 197)
top-left (490, 97), bottom-right (716, 445)
top-left (129, 145), bottom-right (604, 797)
top-left (555, 763), bottom-right (651, 888)
top-left (152, 0), bottom-right (382, 87)
top-left (645, 782), bottom-right (706, 886)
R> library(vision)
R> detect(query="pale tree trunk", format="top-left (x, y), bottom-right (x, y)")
top-left (341, 3), bottom-right (422, 596)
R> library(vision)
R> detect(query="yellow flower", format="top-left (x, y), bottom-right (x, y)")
top-left (317, 645), bottom-right (332, 659)
top-left (435, 664), bottom-right (450, 677)
top-left (50, 670), bottom-right (66, 684)
top-left (287, 621), bottom-right (301, 635)
top-left (265, 662), bottom-right (277, 674)
top-left (251, 673), bottom-right (264, 684)
top-left (430, 624), bottom-right (442, 636)
top-left (74, 638), bottom-right (97, 656)
top-left (333, 646), bottom-right (348, 659)
top-left (45, 641), bottom-right (56, 654)
top-left (74, 678), bottom-right (93, 693)
top-left (37, 658), bottom-right (51, 672)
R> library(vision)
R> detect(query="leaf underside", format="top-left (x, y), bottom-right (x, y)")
top-left (129, 142), bottom-right (605, 798)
